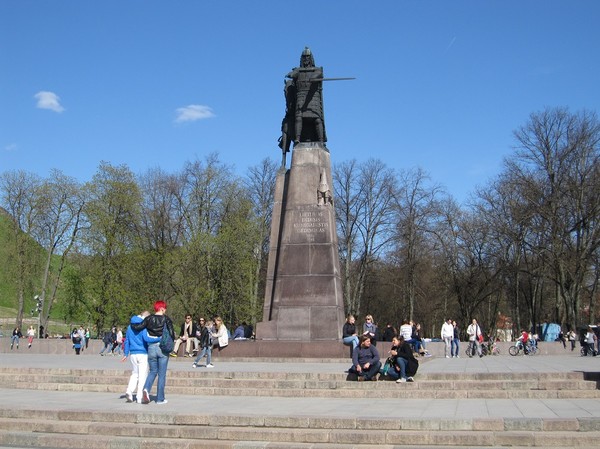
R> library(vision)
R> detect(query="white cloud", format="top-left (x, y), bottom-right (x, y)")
top-left (34, 91), bottom-right (65, 113)
top-left (4, 143), bottom-right (18, 152)
top-left (174, 104), bottom-right (215, 123)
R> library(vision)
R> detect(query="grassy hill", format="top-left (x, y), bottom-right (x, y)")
top-left (0, 208), bottom-right (18, 312)
top-left (0, 208), bottom-right (72, 332)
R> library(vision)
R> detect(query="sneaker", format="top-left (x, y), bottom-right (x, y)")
top-left (424, 353), bottom-right (432, 357)
top-left (141, 389), bottom-right (150, 404)
top-left (156, 400), bottom-right (168, 405)
top-left (169, 352), bottom-right (177, 357)
top-left (396, 378), bottom-right (407, 383)
top-left (192, 363), bottom-right (197, 368)
top-left (406, 377), bottom-right (414, 382)
top-left (125, 393), bottom-right (133, 403)
top-left (206, 364), bottom-right (214, 368)
top-left (456, 355), bottom-right (460, 358)
top-left (446, 355), bottom-right (450, 358)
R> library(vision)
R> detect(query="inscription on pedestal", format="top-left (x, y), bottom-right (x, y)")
top-left (292, 211), bottom-right (329, 242)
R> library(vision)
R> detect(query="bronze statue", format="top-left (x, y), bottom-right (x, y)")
top-left (279, 47), bottom-right (353, 166)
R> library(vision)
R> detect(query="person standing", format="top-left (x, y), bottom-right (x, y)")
top-left (131, 300), bottom-right (175, 405)
top-left (113, 327), bottom-right (124, 356)
top-left (467, 319), bottom-right (483, 357)
top-left (71, 328), bottom-right (82, 355)
top-left (77, 326), bottom-right (86, 353)
top-left (192, 318), bottom-right (213, 368)
top-left (451, 321), bottom-right (460, 358)
top-left (567, 329), bottom-right (577, 351)
top-left (85, 328), bottom-right (91, 350)
top-left (10, 327), bottom-right (22, 350)
top-left (441, 318), bottom-right (454, 358)
top-left (26, 326), bottom-right (35, 349)
top-left (122, 311), bottom-right (160, 403)
top-left (99, 328), bottom-right (115, 355)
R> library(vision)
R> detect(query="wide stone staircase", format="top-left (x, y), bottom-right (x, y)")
top-left (0, 363), bottom-right (600, 448)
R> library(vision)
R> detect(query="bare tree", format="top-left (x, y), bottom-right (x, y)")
top-left (430, 196), bottom-right (502, 334)
top-left (391, 167), bottom-right (441, 321)
top-left (245, 158), bottom-right (278, 324)
top-left (510, 107), bottom-right (600, 330)
top-left (333, 158), bottom-right (396, 318)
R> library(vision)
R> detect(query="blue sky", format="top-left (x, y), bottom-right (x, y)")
top-left (2, 1), bottom-right (599, 204)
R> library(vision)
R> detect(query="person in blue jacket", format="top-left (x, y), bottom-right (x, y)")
top-left (122, 311), bottom-right (160, 403)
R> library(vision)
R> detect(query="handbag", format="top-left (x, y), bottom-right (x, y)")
top-left (381, 357), bottom-right (394, 376)
top-left (159, 321), bottom-right (174, 355)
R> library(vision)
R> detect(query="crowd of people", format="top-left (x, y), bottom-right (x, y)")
top-left (116, 304), bottom-right (247, 404)
top-left (343, 314), bottom-right (426, 383)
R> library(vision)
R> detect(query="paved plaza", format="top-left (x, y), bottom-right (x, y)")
top-left (1, 352), bottom-right (599, 421)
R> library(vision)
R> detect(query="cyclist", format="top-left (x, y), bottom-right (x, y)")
top-left (517, 330), bottom-right (530, 354)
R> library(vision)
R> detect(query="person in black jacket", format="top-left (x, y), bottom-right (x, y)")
top-left (171, 314), bottom-right (198, 357)
top-left (131, 300), bottom-right (175, 404)
top-left (10, 327), bottom-right (23, 350)
top-left (391, 335), bottom-right (419, 383)
top-left (192, 318), bottom-right (213, 368)
top-left (342, 314), bottom-right (359, 354)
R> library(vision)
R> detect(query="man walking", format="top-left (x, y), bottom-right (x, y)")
top-left (441, 318), bottom-right (454, 358)
top-left (467, 318), bottom-right (483, 358)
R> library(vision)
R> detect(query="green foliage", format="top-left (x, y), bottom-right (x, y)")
top-left (0, 210), bottom-right (17, 309)
top-left (0, 208), bottom-right (46, 315)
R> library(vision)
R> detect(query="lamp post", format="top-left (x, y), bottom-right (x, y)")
top-left (34, 295), bottom-right (43, 338)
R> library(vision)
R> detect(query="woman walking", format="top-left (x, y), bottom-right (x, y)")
top-left (131, 300), bottom-right (175, 404)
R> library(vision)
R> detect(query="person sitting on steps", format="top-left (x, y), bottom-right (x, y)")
top-left (348, 334), bottom-right (381, 381)
top-left (170, 314), bottom-right (197, 357)
top-left (390, 335), bottom-right (419, 383)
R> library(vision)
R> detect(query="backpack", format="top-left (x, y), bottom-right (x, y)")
top-left (159, 321), bottom-right (174, 355)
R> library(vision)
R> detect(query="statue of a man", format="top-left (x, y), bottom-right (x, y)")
top-left (281, 47), bottom-right (327, 148)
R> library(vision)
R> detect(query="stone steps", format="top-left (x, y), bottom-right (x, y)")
top-left (1, 411), bottom-right (600, 448)
top-left (1, 368), bottom-right (599, 400)
top-left (1, 362), bottom-right (600, 448)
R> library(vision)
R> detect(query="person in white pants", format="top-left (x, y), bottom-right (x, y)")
top-left (122, 311), bottom-right (160, 403)
top-left (441, 318), bottom-right (454, 358)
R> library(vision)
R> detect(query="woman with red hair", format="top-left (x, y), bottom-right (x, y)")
top-left (131, 300), bottom-right (175, 404)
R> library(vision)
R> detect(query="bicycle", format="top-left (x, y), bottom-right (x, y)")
top-left (465, 341), bottom-right (488, 357)
top-left (509, 340), bottom-right (537, 356)
top-left (485, 340), bottom-right (500, 356)
top-left (580, 344), bottom-right (597, 357)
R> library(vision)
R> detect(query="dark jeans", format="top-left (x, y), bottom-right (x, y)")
top-left (350, 360), bottom-right (382, 380)
top-left (451, 338), bottom-right (460, 357)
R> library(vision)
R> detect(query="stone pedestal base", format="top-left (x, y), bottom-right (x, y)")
top-left (212, 340), bottom-right (349, 359)
top-left (257, 143), bottom-right (345, 343)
